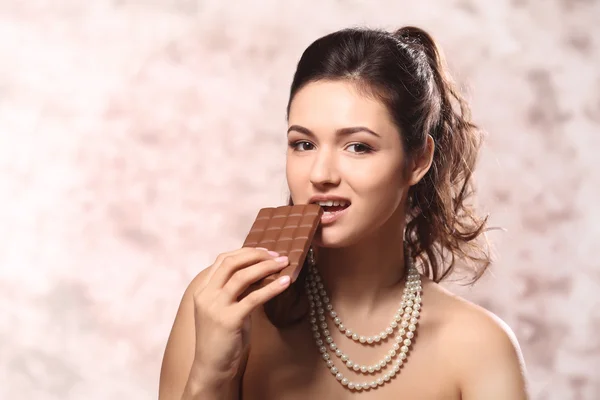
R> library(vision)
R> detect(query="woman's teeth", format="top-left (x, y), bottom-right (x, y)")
top-left (315, 200), bottom-right (349, 207)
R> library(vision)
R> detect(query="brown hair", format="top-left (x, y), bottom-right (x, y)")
top-left (265, 26), bottom-right (491, 327)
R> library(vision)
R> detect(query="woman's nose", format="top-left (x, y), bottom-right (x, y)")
top-left (309, 149), bottom-right (341, 188)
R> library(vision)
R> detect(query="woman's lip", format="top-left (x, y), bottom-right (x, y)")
top-left (320, 205), bottom-right (350, 225)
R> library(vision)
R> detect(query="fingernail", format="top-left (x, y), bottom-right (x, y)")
top-left (279, 275), bottom-right (291, 285)
top-left (275, 256), bottom-right (288, 263)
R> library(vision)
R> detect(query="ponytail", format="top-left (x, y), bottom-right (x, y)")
top-left (394, 26), bottom-right (490, 282)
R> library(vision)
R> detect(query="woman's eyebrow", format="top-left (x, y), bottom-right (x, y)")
top-left (287, 125), bottom-right (381, 138)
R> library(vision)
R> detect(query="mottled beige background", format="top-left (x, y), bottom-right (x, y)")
top-left (1, 0), bottom-right (599, 399)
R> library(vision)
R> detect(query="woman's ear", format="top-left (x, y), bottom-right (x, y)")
top-left (408, 135), bottom-right (435, 186)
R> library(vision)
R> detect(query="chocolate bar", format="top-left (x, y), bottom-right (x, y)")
top-left (243, 204), bottom-right (323, 285)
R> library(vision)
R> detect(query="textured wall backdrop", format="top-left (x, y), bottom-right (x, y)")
top-left (1, 0), bottom-right (599, 399)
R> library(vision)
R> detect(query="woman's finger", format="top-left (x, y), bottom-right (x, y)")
top-left (220, 256), bottom-right (290, 302)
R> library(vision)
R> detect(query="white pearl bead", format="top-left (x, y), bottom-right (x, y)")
top-left (319, 346), bottom-right (327, 353)
top-left (307, 269), bottom-right (423, 391)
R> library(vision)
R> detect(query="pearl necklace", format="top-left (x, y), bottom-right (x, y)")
top-left (305, 258), bottom-right (422, 392)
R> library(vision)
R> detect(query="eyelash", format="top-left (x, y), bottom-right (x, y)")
top-left (289, 141), bottom-right (373, 154)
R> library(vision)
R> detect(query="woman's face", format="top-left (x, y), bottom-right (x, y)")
top-left (286, 80), bottom-right (417, 248)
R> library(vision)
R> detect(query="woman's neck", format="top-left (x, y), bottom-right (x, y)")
top-left (315, 218), bottom-right (408, 315)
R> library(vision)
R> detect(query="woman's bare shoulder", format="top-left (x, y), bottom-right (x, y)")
top-left (159, 266), bottom-right (214, 400)
top-left (421, 277), bottom-right (529, 399)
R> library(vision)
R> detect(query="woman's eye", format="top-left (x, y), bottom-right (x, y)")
top-left (290, 141), bottom-right (315, 151)
top-left (347, 143), bottom-right (372, 154)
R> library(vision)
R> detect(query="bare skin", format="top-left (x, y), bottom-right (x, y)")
top-left (159, 80), bottom-right (528, 399)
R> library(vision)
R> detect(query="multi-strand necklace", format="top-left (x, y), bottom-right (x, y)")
top-left (304, 253), bottom-right (422, 392)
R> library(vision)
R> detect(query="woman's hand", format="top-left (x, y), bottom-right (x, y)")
top-left (183, 247), bottom-right (291, 398)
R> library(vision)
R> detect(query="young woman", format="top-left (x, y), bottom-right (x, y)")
top-left (159, 26), bottom-right (528, 399)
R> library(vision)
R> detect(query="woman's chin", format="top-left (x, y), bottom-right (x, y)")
top-left (313, 228), bottom-right (359, 249)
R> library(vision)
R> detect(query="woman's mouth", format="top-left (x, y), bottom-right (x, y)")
top-left (314, 200), bottom-right (351, 225)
